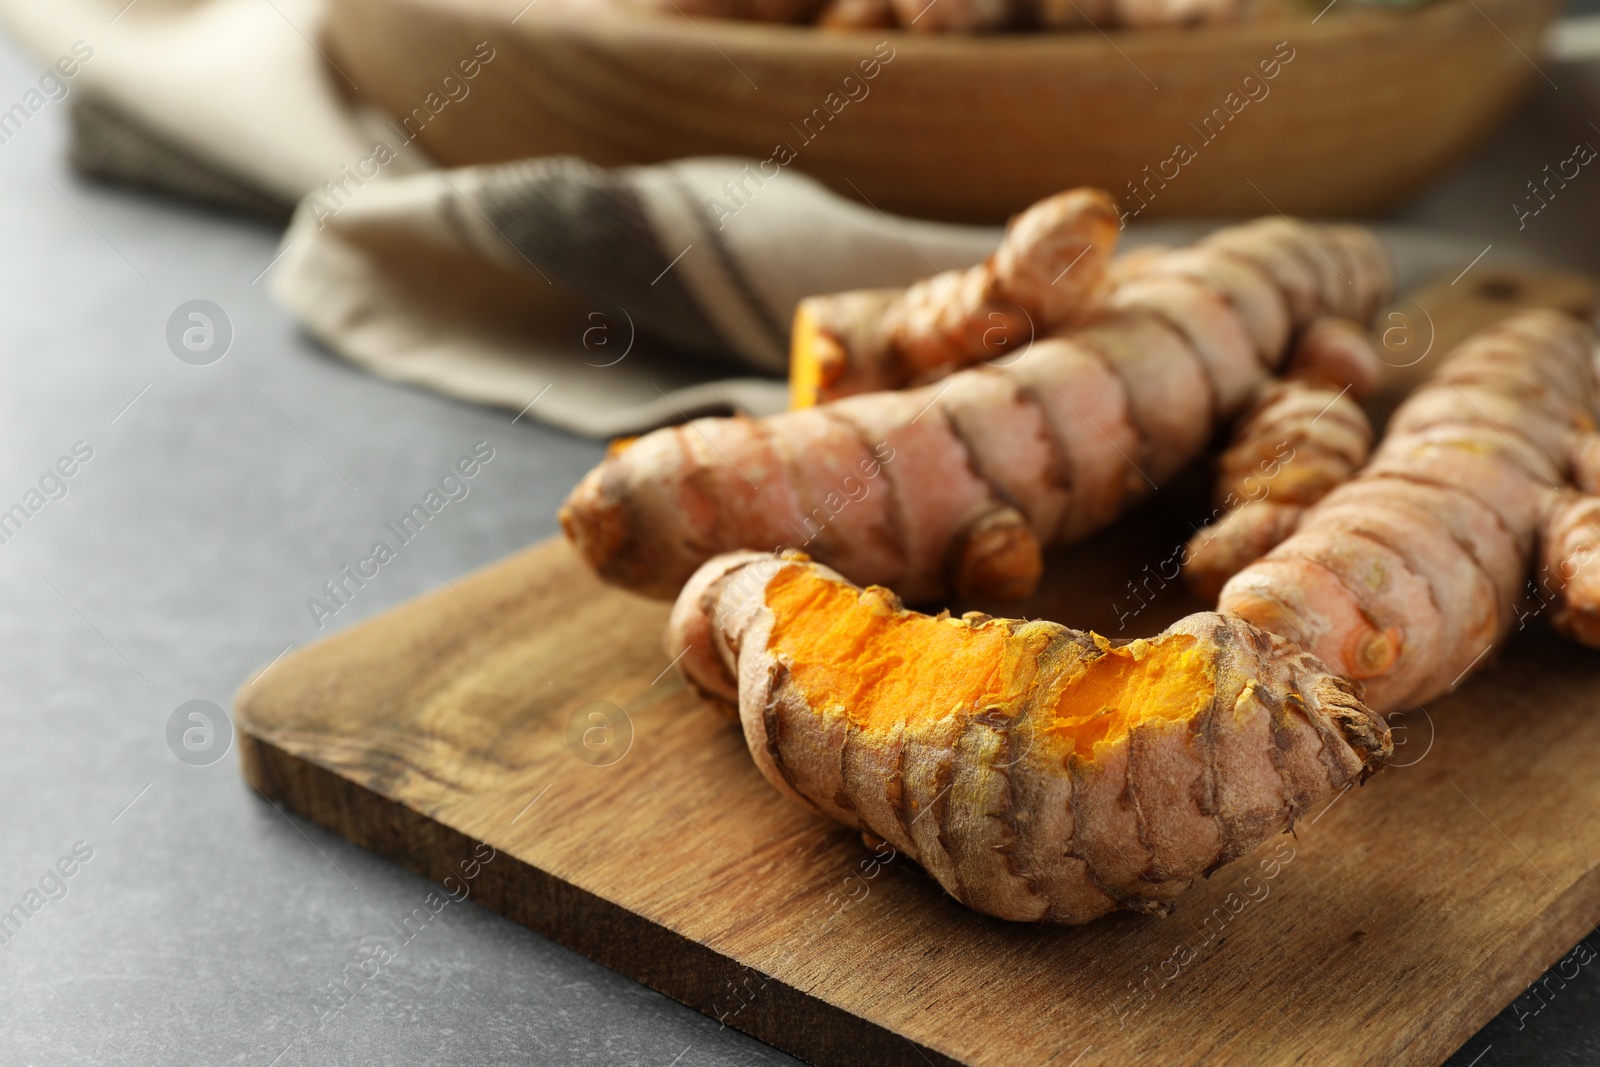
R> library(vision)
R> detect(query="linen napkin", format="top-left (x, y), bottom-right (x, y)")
top-left (269, 155), bottom-right (1003, 436)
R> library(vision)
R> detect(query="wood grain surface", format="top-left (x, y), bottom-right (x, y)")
top-left (238, 267), bottom-right (1600, 1067)
top-left (323, 0), bottom-right (1561, 222)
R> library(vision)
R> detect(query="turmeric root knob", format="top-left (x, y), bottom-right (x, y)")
top-left (1285, 317), bottom-right (1385, 402)
top-left (952, 506), bottom-right (1042, 600)
top-left (1181, 314), bottom-right (1385, 608)
top-left (1541, 492), bottom-right (1600, 647)
top-left (1183, 502), bottom-right (1304, 603)
top-left (559, 465), bottom-right (636, 590)
top-left (790, 187), bottom-right (1121, 406)
top-left (669, 552), bottom-right (1391, 924)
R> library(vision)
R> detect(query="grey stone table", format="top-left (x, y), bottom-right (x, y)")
top-left (1, 13), bottom-right (1599, 1067)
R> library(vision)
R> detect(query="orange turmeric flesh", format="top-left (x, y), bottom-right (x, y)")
top-left (766, 565), bottom-right (1024, 731)
top-left (766, 565), bottom-right (1215, 757)
top-left (1047, 635), bottom-right (1213, 754)
top-left (787, 300), bottom-right (834, 411)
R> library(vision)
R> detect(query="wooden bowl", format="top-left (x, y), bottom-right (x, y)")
top-left (327, 0), bottom-right (1560, 222)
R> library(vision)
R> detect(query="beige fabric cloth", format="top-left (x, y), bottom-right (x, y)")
top-left (0, 0), bottom-right (424, 206)
top-left (270, 156), bottom-right (1004, 436)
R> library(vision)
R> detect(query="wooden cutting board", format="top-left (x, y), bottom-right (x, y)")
top-left (238, 268), bottom-right (1600, 1067)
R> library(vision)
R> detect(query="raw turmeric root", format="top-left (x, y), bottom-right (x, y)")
top-left (1183, 319), bottom-right (1381, 600)
top-left (1539, 491), bottom-right (1600, 647)
top-left (1214, 379), bottom-right (1373, 510)
top-left (667, 551), bottom-right (1390, 923)
top-left (1035, 0), bottom-right (1244, 31)
top-left (616, 0), bottom-right (829, 23)
top-left (1185, 502), bottom-right (1306, 604)
top-left (1281, 316), bottom-right (1386, 401)
top-left (816, 0), bottom-right (896, 27)
top-left (790, 189), bottom-right (1121, 407)
top-left (794, 214), bottom-right (1390, 406)
top-left (561, 213), bottom-right (1394, 603)
top-left (890, 0), bottom-right (1011, 31)
top-left (622, 0), bottom-right (1248, 31)
top-left (1214, 309), bottom-right (1600, 714)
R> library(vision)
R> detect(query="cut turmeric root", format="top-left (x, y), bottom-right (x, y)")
top-left (562, 208), bottom-right (1394, 603)
top-left (792, 213), bottom-right (1389, 407)
top-left (789, 188), bottom-right (1121, 407)
top-left (667, 551), bottom-right (1390, 923)
top-left (1210, 309), bottom-right (1600, 713)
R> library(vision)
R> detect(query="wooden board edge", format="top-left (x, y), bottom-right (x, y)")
top-left (1388, 865), bottom-right (1600, 1067)
top-left (237, 729), bottom-right (964, 1067)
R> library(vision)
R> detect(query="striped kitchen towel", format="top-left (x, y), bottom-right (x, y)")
top-left (269, 155), bottom-right (1002, 438)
